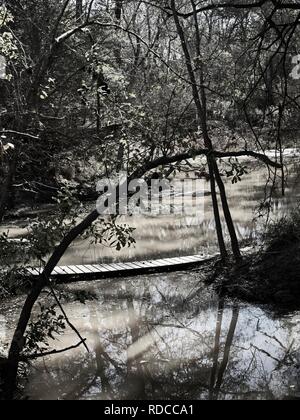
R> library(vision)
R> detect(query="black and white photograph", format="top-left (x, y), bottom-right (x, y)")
top-left (1, 0), bottom-right (300, 403)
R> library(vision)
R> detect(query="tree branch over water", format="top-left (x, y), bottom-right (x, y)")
top-left (133, 148), bottom-right (282, 178)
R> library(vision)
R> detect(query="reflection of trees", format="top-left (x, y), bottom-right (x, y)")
top-left (209, 302), bottom-right (239, 400)
top-left (209, 300), bottom-right (224, 399)
top-left (24, 275), bottom-right (300, 400)
top-left (124, 292), bottom-right (146, 399)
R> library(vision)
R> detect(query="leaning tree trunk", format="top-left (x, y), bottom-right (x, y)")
top-left (171, 0), bottom-right (240, 260)
top-left (3, 208), bottom-right (100, 399)
top-left (171, 0), bottom-right (229, 259)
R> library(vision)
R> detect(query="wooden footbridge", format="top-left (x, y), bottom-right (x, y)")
top-left (27, 254), bottom-right (218, 283)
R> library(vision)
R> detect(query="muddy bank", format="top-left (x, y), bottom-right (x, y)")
top-left (210, 249), bottom-right (300, 313)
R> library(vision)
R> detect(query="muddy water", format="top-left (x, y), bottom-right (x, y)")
top-left (65, 157), bottom-right (300, 264)
top-left (1, 272), bottom-right (298, 400)
top-left (1, 157), bottom-right (300, 400)
top-left (61, 160), bottom-right (300, 264)
top-left (2, 158), bottom-right (300, 265)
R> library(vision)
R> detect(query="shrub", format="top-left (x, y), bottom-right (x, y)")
top-left (263, 205), bottom-right (300, 253)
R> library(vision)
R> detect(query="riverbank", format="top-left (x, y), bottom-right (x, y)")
top-left (208, 210), bottom-right (300, 312)
top-left (208, 253), bottom-right (300, 313)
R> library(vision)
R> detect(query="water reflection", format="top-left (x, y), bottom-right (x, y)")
top-left (11, 271), bottom-right (298, 400)
top-left (209, 302), bottom-right (239, 400)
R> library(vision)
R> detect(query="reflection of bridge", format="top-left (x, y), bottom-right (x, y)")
top-left (28, 254), bottom-right (218, 283)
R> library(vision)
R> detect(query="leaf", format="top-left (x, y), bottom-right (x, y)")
top-left (3, 142), bottom-right (14, 151)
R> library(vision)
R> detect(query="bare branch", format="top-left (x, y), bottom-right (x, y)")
top-left (48, 283), bottom-right (90, 354)
top-left (162, 0), bottom-right (300, 19)
top-left (0, 130), bottom-right (39, 140)
top-left (21, 339), bottom-right (87, 361)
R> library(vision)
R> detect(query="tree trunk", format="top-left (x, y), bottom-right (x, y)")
top-left (114, 0), bottom-right (123, 66)
top-left (207, 157), bottom-right (228, 259)
top-left (212, 161), bottom-right (241, 260)
top-left (171, 0), bottom-right (242, 260)
top-left (171, 0), bottom-right (228, 259)
top-left (115, 0), bottom-right (122, 22)
top-left (76, 0), bottom-right (83, 21)
top-left (3, 208), bottom-right (100, 399)
top-left (0, 155), bottom-right (16, 223)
